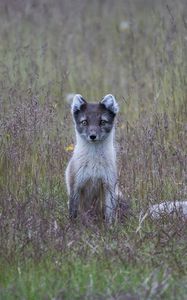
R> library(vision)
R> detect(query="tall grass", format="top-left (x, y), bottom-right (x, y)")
top-left (0, 0), bottom-right (187, 299)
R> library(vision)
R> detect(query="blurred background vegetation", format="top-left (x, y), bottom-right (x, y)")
top-left (0, 0), bottom-right (187, 299)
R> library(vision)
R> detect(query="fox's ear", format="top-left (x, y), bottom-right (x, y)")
top-left (101, 94), bottom-right (119, 114)
top-left (71, 94), bottom-right (86, 113)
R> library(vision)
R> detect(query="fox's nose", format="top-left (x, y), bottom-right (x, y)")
top-left (90, 134), bottom-right (96, 140)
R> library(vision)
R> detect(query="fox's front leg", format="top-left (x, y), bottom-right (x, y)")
top-left (66, 160), bottom-right (80, 219)
top-left (69, 188), bottom-right (80, 219)
top-left (104, 183), bottom-right (117, 223)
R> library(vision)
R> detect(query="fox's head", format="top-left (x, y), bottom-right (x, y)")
top-left (71, 94), bottom-right (119, 143)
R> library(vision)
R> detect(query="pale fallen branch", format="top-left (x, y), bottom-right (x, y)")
top-left (136, 200), bottom-right (187, 233)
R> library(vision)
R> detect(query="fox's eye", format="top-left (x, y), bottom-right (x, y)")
top-left (81, 120), bottom-right (88, 126)
top-left (100, 120), bottom-right (107, 126)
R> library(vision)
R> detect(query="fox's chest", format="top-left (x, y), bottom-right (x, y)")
top-left (75, 153), bottom-right (115, 186)
top-left (79, 157), bottom-right (108, 180)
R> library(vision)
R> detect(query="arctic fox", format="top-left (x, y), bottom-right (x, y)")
top-left (65, 94), bottom-right (119, 222)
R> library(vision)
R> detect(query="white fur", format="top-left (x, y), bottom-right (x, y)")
top-left (101, 94), bottom-right (119, 114)
top-left (73, 128), bottom-right (117, 189)
top-left (65, 127), bottom-right (118, 222)
top-left (66, 94), bottom-right (120, 222)
top-left (71, 94), bottom-right (85, 114)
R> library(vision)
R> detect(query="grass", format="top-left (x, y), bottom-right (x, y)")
top-left (0, 0), bottom-right (187, 299)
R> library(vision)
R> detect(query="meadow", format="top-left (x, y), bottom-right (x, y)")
top-left (0, 0), bottom-right (187, 299)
